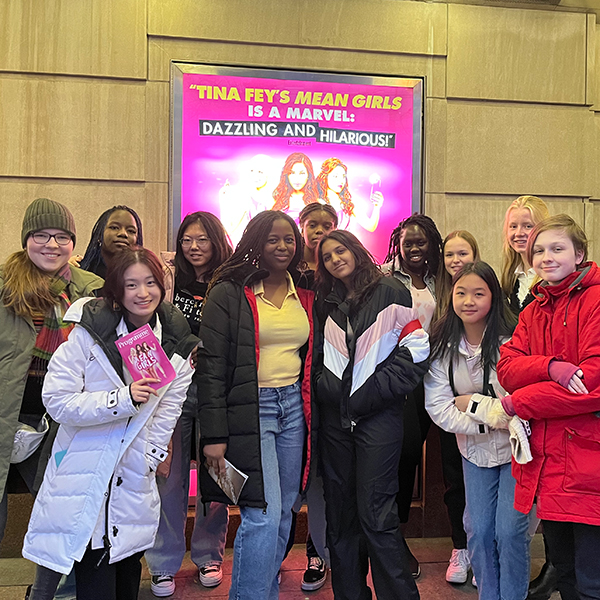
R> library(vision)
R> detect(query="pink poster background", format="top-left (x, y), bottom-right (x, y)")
top-left (180, 72), bottom-right (416, 262)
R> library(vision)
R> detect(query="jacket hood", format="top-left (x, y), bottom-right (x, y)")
top-left (532, 262), bottom-right (600, 306)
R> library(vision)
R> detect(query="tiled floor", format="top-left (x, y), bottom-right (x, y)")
top-left (0, 535), bottom-right (558, 599)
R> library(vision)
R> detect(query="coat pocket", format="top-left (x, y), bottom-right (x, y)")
top-left (563, 428), bottom-right (600, 496)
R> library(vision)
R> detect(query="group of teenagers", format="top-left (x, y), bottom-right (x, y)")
top-left (1, 193), bottom-right (599, 600)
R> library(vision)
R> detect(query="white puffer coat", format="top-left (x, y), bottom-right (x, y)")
top-left (424, 338), bottom-right (512, 468)
top-left (22, 298), bottom-right (196, 574)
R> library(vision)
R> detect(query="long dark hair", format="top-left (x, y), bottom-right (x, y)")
top-left (385, 213), bottom-right (442, 277)
top-left (80, 206), bottom-right (143, 274)
top-left (103, 246), bottom-right (165, 313)
top-left (315, 230), bottom-right (381, 309)
top-left (174, 211), bottom-right (233, 288)
top-left (209, 211), bottom-right (303, 290)
top-left (430, 262), bottom-right (517, 372)
top-left (272, 153), bottom-right (318, 211)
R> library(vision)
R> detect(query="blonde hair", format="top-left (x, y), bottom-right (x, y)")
top-left (433, 231), bottom-right (481, 324)
top-left (1, 250), bottom-right (59, 318)
top-left (500, 195), bottom-right (550, 297)
top-left (526, 214), bottom-right (588, 267)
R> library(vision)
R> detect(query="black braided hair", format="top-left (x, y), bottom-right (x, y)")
top-left (384, 213), bottom-right (442, 276)
top-left (80, 206), bottom-right (143, 276)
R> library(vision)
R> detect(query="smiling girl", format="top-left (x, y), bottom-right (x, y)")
top-left (0, 199), bottom-right (103, 550)
top-left (79, 206), bottom-right (143, 278)
top-left (500, 196), bottom-right (549, 316)
top-left (498, 215), bottom-right (600, 600)
top-left (23, 247), bottom-right (197, 600)
top-left (315, 230), bottom-right (428, 600)
top-left (425, 262), bottom-right (529, 599)
top-left (197, 211), bottom-right (315, 600)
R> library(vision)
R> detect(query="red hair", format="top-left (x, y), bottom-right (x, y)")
top-left (316, 158), bottom-right (354, 216)
top-left (272, 153), bottom-right (318, 211)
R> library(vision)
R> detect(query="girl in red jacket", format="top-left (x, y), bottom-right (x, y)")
top-left (497, 215), bottom-right (600, 600)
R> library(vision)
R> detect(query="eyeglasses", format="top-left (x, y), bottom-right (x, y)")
top-left (31, 232), bottom-right (73, 246)
top-left (180, 236), bottom-right (211, 249)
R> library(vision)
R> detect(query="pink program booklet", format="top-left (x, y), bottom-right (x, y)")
top-left (115, 324), bottom-right (176, 390)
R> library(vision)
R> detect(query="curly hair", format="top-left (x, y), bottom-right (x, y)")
top-left (385, 213), bottom-right (443, 276)
top-left (272, 153), bottom-right (319, 211)
top-left (316, 158), bottom-right (354, 216)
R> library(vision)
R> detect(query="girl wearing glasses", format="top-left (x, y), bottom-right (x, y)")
top-left (146, 212), bottom-right (233, 597)
top-left (0, 198), bottom-right (103, 546)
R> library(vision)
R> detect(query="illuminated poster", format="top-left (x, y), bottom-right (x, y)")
top-left (171, 64), bottom-right (423, 262)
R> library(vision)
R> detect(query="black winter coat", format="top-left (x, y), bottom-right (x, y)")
top-left (315, 277), bottom-right (429, 429)
top-left (197, 267), bottom-right (315, 508)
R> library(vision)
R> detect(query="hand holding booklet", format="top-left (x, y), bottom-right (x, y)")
top-left (207, 459), bottom-right (249, 505)
top-left (115, 324), bottom-right (176, 390)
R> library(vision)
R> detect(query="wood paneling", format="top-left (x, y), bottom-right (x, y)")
top-left (0, 0), bottom-right (146, 79)
top-left (447, 5), bottom-right (586, 104)
top-left (148, 0), bottom-right (447, 56)
top-left (144, 183), bottom-right (170, 254)
top-left (0, 77), bottom-right (145, 181)
top-left (425, 100), bottom-right (447, 194)
top-left (146, 82), bottom-right (170, 183)
top-left (148, 38), bottom-right (446, 98)
top-left (445, 101), bottom-right (594, 197)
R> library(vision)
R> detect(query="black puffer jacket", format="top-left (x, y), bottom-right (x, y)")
top-left (197, 266), bottom-right (315, 508)
top-left (315, 277), bottom-right (429, 429)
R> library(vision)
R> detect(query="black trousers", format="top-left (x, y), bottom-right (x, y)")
top-left (438, 428), bottom-right (467, 549)
top-left (543, 519), bottom-right (600, 600)
top-left (74, 547), bottom-right (144, 600)
top-left (320, 404), bottom-right (419, 600)
top-left (396, 383), bottom-right (431, 523)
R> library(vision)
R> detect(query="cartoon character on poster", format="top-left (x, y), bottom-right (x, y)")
top-left (219, 154), bottom-right (276, 245)
top-left (316, 157), bottom-right (384, 232)
top-left (271, 152), bottom-right (319, 222)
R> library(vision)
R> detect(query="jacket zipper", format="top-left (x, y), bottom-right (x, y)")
top-left (96, 474), bottom-right (114, 568)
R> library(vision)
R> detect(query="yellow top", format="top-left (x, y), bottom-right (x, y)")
top-left (253, 273), bottom-right (310, 388)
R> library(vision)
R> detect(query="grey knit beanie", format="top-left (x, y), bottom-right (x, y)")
top-left (21, 198), bottom-right (76, 247)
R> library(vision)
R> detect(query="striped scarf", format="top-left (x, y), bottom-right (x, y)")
top-left (29, 265), bottom-right (74, 379)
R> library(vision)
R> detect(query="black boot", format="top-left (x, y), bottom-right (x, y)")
top-left (528, 561), bottom-right (558, 600)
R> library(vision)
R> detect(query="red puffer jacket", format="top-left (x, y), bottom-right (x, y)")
top-left (498, 263), bottom-right (600, 525)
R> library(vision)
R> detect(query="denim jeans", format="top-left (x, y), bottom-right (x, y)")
top-left (462, 458), bottom-right (530, 600)
top-left (145, 382), bottom-right (229, 576)
top-left (229, 381), bottom-right (305, 600)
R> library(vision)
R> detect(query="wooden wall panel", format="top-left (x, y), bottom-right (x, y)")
top-left (0, 181), bottom-right (146, 263)
top-left (447, 5), bottom-right (586, 104)
top-left (146, 82), bottom-right (170, 183)
top-left (0, 0), bottom-right (146, 79)
top-left (445, 101), bottom-right (594, 197)
top-left (425, 99), bottom-right (447, 194)
top-left (587, 17), bottom-right (597, 107)
top-left (148, 0), bottom-right (447, 56)
top-left (0, 77), bottom-right (145, 181)
top-left (148, 38), bottom-right (446, 98)
top-left (144, 183), bottom-right (170, 254)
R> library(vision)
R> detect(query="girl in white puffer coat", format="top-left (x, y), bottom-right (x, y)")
top-left (424, 262), bottom-right (530, 600)
top-left (23, 247), bottom-right (198, 600)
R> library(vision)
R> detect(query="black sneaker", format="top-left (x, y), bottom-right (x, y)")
top-left (301, 556), bottom-right (327, 591)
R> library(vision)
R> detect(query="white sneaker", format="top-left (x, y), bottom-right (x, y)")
top-left (151, 575), bottom-right (176, 597)
top-left (472, 575), bottom-right (477, 588)
top-left (198, 564), bottom-right (223, 588)
top-left (445, 548), bottom-right (470, 584)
